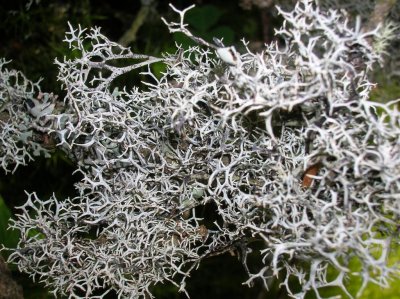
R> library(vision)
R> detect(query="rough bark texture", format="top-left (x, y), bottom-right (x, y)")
top-left (365, 0), bottom-right (397, 31)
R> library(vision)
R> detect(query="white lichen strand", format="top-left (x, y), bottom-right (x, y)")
top-left (2, 1), bottom-right (400, 298)
top-left (0, 59), bottom-right (54, 173)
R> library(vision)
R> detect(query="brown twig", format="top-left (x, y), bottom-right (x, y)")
top-left (118, 0), bottom-right (155, 47)
top-left (364, 0), bottom-right (397, 33)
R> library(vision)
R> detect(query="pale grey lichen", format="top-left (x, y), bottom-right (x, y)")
top-left (2, 1), bottom-right (400, 298)
top-left (0, 59), bottom-right (55, 173)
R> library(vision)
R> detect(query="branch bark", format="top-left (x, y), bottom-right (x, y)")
top-left (365, 0), bottom-right (397, 32)
top-left (118, 0), bottom-right (155, 47)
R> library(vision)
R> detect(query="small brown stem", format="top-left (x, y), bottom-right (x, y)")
top-left (365, 0), bottom-right (397, 32)
top-left (260, 8), bottom-right (272, 44)
top-left (118, 0), bottom-right (154, 47)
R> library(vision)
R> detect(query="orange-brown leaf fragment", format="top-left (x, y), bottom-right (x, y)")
top-left (302, 163), bottom-right (321, 188)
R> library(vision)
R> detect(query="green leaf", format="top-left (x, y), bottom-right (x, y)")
top-left (0, 195), bottom-right (20, 255)
top-left (186, 5), bottom-right (222, 32)
top-left (173, 32), bottom-right (197, 49)
top-left (208, 26), bottom-right (235, 45)
top-left (307, 246), bottom-right (400, 299)
top-left (151, 61), bottom-right (168, 79)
